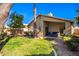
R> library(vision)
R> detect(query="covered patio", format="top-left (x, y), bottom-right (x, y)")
top-left (43, 21), bottom-right (65, 37)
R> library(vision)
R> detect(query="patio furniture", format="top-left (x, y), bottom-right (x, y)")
top-left (52, 32), bottom-right (58, 37)
top-left (46, 32), bottom-right (51, 37)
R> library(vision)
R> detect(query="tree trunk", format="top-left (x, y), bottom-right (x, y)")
top-left (0, 3), bottom-right (13, 33)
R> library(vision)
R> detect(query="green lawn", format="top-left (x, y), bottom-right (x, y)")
top-left (1, 36), bottom-right (53, 56)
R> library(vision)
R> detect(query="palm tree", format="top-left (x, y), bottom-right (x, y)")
top-left (0, 3), bottom-right (13, 33)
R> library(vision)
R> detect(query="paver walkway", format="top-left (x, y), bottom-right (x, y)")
top-left (53, 37), bottom-right (79, 56)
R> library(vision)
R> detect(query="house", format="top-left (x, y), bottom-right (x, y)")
top-left (28, 13), bottom-right (74, 38)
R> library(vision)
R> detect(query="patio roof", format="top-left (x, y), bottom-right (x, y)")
top-left (28, 14), bottom-right (74, 26)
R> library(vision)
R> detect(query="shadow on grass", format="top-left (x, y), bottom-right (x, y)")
top-left (0, 36), bottom-right (13, 51)
top-left (31, 54), bottom-right (52, 56)
top-left (24, 51), bottom-right (55, 56)
top-left (25, 54), bottom-right (54, 56)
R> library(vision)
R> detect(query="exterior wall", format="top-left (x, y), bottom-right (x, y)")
top-left (64, 22), bottom-right (71, 35)
top-left (42, 16), bottom-right (65, 23)
top-left (28, 16), bottom-right (44, 38)
top-left (35, 16), bottom-right (44, 38)
top-left (28, 22), bottom-right (34, 32)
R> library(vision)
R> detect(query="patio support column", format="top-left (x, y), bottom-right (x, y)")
top-left (71, 23), bottom-right (74, 35)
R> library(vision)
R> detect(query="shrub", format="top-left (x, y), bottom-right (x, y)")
top-left (0, 32), bottom-right (7, 40)
top-left (63, 36), bottom-right (71, 41)
top-left (24, 31), bottom-right (34, 37)
top-left (65, 38), bottom-right (79, 51)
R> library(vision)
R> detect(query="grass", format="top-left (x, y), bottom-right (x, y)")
top-left (1, 36), bottom-right (53, 56)
top-left (63, 36), bottom-right (71, 41)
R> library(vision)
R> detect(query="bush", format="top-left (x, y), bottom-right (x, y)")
top-left (65, 38), bottom-right (79, 51)
top-left (1, 36), bottom-right (53, 56)
top-left (0, 32), bottom-right (7, 40)
top-left (63, 36), bottom-right (71, 41)
top-left (24, 31), bottom-right (34, 37)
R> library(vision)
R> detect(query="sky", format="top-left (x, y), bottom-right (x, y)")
top-left (6, 3), bottom-right (79, 25)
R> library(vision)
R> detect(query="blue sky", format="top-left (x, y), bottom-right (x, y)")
top-left (7, 3), bottom-right (79, 24)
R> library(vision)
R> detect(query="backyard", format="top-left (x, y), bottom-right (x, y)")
top-left (0, 34), bottom-right (79, 56)
top-left (0, 3), bottom-right (79, 56)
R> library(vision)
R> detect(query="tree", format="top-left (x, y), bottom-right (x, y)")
top-left (75, 9), bottom-right (79, 27)
top-left (8, 12), bottom-right (24, 28)
top-left (0, 3), bottom-right (13, 33)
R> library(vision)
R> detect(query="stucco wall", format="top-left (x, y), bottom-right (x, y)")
top-left (35, 16), bottom-right (44, 38)
top-left (28, 16), bottom-right (44, 38)
top-left (64, 22), bottom-right (71, 35)
top-left (28, 22), bottom-right (34, 32)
